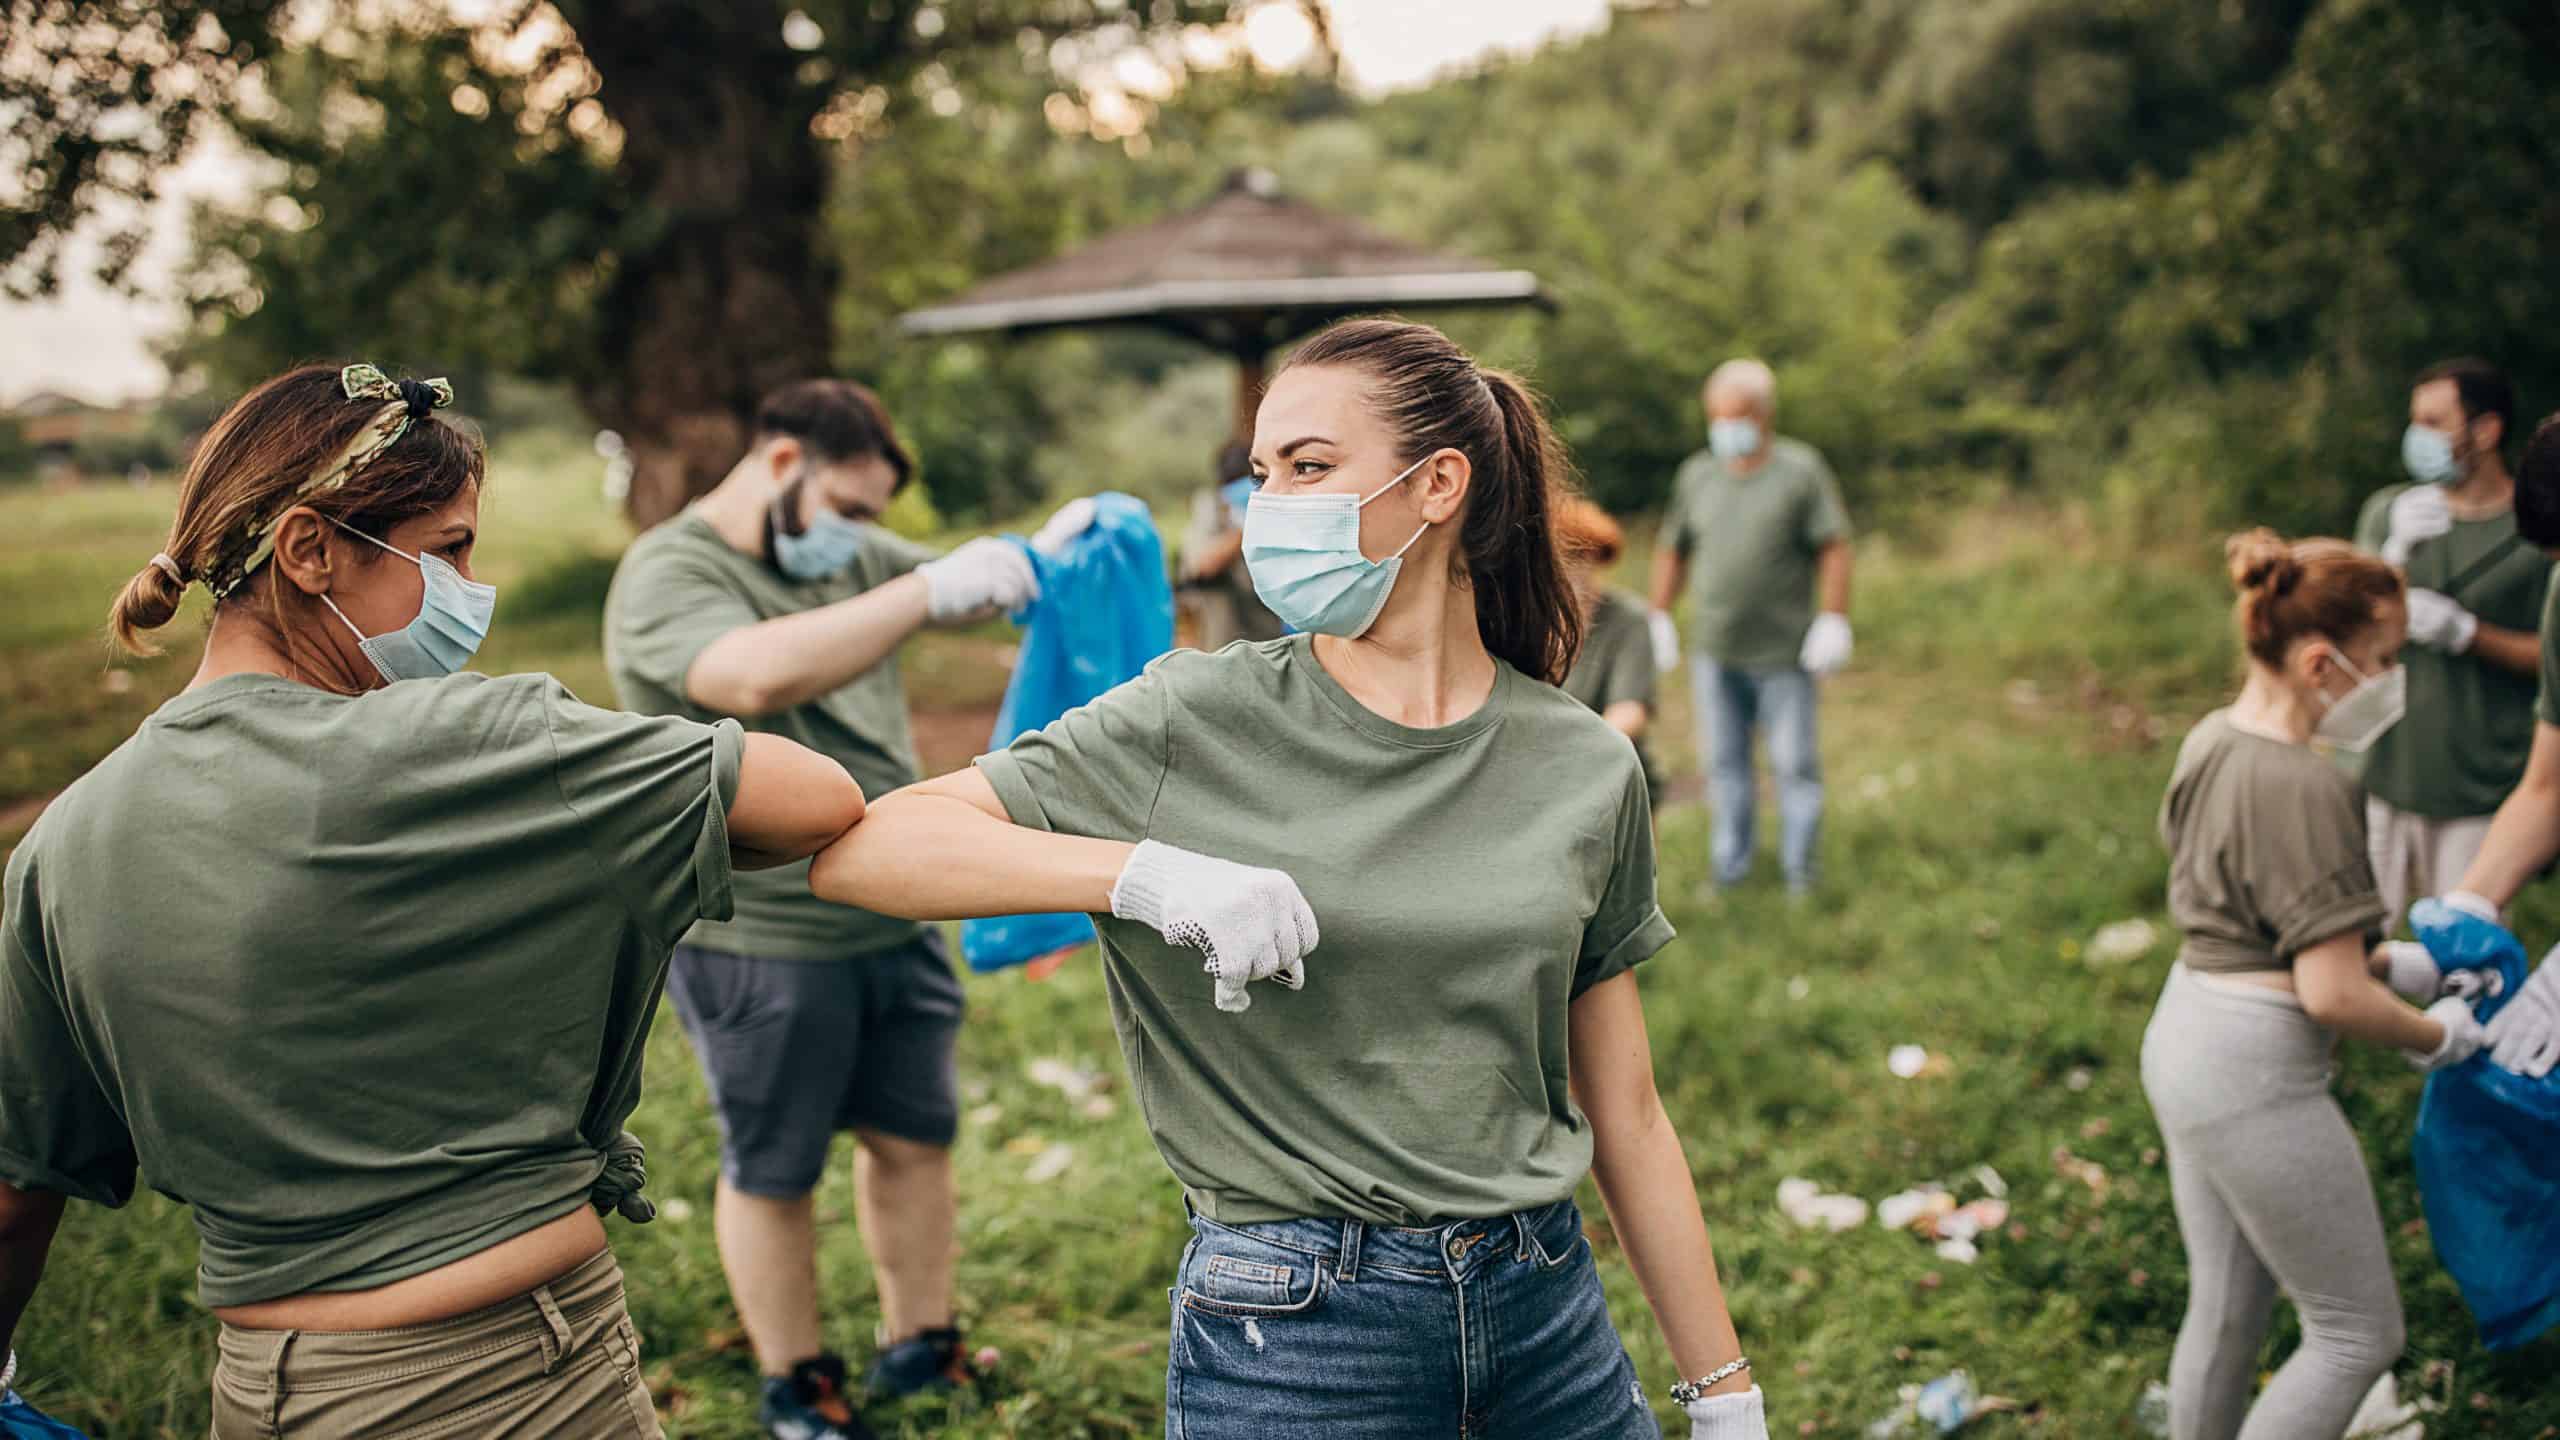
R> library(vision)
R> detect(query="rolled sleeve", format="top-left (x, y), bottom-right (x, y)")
top-left (1573, 764), bottom-right (1676, 998)
top-left (545, 682), bottom-right (746, 946)
top-left (0, 850), bottom-right (137, 1207)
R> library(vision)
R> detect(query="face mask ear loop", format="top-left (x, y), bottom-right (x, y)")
top-left (1357, 453), bottom-right (1435, 509)
top-left (326, 515), bottom-right (420, 567)
top-left (318, 591), bottom-right (372, 646)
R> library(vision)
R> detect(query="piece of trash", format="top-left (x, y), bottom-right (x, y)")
top-left (661, 1197), bottom-right (695, 1224)
top-left (1889, 1045), bottom-right (1930, 1079)
top-left (1023, 1142), bottom-right (1076, 1184)
top-left (2081, 1116), bottom-right (2113, 1140)
top-left (2135, 1380), bottom-right (2171, 1437)
top-left (2346, 1371), bottom-right (2436, 1440)
top-left (1027, 1057), bottom-right (1106, 1102)
top-left (2053, 1146), bottom-right (2111, 1200)
top-left (1003, 1133), bottom-right (1048, 1157)
top-left (1078, 1095), bottom-right (1118, 1120)
top-left (973, 1345), bottom-right (1003, 1373)
top-left (2088, 919), bottom-right (2159, 966)
top-left (2065, 1067), bottom-right (2093, 1092)
top-left (1788, 975), bottom-right (1812, 1001)
top-left (1878, 1185), bottom-right (1953, 1232)
top-left (1777, 1176), bottom-right (1870, 1231)
top-left (1972, 1165), bottom-right (2008, 1199)
top-left (967, 1102), bottom-right (1004, 1128)
top-left (1866, 1369), bottom-right (2018, 1436)
top-left (1933, 1236), bottom-right (1980, 1264)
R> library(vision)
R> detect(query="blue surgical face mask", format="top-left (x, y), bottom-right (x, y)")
top-left (2403, 423), bottom-right (2460, 485)
top-left (1709, 418), bottom-right (1763, 461)
top-left (1242, 453), bottom-right (1435, 638)
top-left (770, 477), bottom-right (868, 580)
top-left (319, 522), bottom-right (497, 684)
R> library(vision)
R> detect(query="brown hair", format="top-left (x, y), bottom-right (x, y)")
top-left (756, 378), bottom-right (913, 491)
top-left (109, 365), bottom-right (486, 682)
top-left (1553, 497), bottom-right (1625, 568)
top-left (2224, 528), bottom-right (2404, 668)
top-left (1281, 318), bottom-right (1583, 683)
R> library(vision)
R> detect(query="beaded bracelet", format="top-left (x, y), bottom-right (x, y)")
top-left (1669, 1355), bottom-right (1751, 1404)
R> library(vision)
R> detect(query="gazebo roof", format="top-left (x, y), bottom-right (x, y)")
top-left (898, 169), bottom-right (1546, 354)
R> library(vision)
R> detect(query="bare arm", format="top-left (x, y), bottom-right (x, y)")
top-left (685, 573), bottom-right (931, 718)
top-left (1601, 699), bottom-right (1650, 743)
top-left (2456, 722), bottom-right (2560, 908)
top-left (1648, 543), bottom-right (1686, 614)
top-left (1570, 971), bottom-right (1751, 1397)
top-left (1815, 540), bottom-right (1853, 616)
top-left (808, 768), bottom-right (1133, 919)
top-left (728, 733), bottom-right (867, 869)
top-left (0, 1181), bottom-right (65, 1361)
top-left (2468, 621), bottom-right (2540, 677)
top-left (1183, 527), bottom-right (1246, 583)
top-left (2295, 933), bottom-right (2444, 1052)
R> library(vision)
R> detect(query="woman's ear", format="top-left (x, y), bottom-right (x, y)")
top-left (268, 508), bottom-right (337, 597)
top-left (1415, 449), bottom-right (1473, 525)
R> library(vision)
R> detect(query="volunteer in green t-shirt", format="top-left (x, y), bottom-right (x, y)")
top-left (2440, 413), bottom-right (2560, 1077)
top-left (811, 319), bottom-right (1769, 1440)
top-left (2146, 530), bottom-right (2483, 1440)
top-left (1647, 358), bottom-right (1853, 896)
top-left (1556, 496), bottom-right (1663, 810)
top-left (603, 378), bottom-right (1089, 1439)
top-left (0, 364), bottom-right (863, 1438)
top-left (2351, 358), bottom-right (2549, 923)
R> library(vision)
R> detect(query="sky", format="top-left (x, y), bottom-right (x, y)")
top-left (0, 0), bottom-right (1613, 408)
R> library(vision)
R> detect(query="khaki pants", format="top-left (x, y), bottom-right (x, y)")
top-left (2366, 795), bottom-right (2495, 931)
top-left (211, 1250), bottom-right (661, 1440)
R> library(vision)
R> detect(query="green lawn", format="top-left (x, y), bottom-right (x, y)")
top-left (4, 450), bottom-right (2556, 1438)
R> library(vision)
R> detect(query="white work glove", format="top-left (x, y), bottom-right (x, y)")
top-left (1031, 495), bottom-right (1099, 557)
top-left (1109, 839), bottom-right (1318, 1013)
top-left (2407, 995), bottom-right (2488, 1072)
top-left (1799, 612), bottom-right (1853, 676)
top-left (2403, 588), bottom-right (2478, 653)
top-left (2486, 951), bottom-right (2560, 1077)
top-left (2442, 889), bottom-right (2503, 924)
top-left (1647, 609), bottom-right (1680, 674)
top-left (2382, 485), bottom-right (2454, 567)
top-left (918, 537), bottom-right (1039, 621)
top-left (1686, 1385), bottom-right (1769, 1440)
top-left (2378, 941), bottom-right (2444, 1004)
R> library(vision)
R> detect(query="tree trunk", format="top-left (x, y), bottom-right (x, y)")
top-left (563, 0), bottom-right (839, 530)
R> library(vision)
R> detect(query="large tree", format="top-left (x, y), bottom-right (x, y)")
top-left (2, 0), bottom-right (1239, 525)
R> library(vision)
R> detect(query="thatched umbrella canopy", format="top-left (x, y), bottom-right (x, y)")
top-left (899, 168), bottom-right (1550, 439)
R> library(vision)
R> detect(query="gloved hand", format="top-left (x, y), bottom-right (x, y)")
top-left (2442, 890), bottom-right (2502, 924)
top-left (1031, 496), bottom-right (1099, 557)
top-left (1109, 839), bottom-right (1319, 1013)
top-left (2403, 588), bottom-right (2478, 653)
top-left (2486, 950), bottom-right (2560, 1077)
top-left (1686, 1385), bottom-right (1769, 1440)
top-left (2378, 940), bottom-right (2443, 1004)
top-left (1799, 612), bottom-right (1853, 676)
top-left (1647, 609), bottom-right (1680, 674)
top-left (2382, 484), bottom-right (2454, 567)
top-left (919, 537), bottom-right (1040, 621)
top-left (2408, 995), bottom-right (2488, 1071)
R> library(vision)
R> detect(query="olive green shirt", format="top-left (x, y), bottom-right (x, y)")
top-left (0, 672), bottom-right (741, 1306)
top-left (606, 510), bottom-right (936, 959)
top-left (2535, 559), bottom-right (2560, 727)
top-left (2160, 710), bottom-right (2385, 974)
top-left (976, 636), bottom-right (1673, 1226)
top-left (1665, 437), bottom-right (1851, 672)
top-left (2353, 486), bottom-right (2549, 818)
top-left (1562, 588), bottom-right (1662, 804)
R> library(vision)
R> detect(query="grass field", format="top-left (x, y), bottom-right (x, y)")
top-left (4, 442), bottom-right (2556, 1439)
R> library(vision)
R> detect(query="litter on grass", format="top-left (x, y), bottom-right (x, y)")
top-left (1866, 1370), bottom-right (2023, 1436)
top-left (1777, 1177), bottom-right (1870, 1232)
top-left (2087, 918), bottom-right (2160, 966)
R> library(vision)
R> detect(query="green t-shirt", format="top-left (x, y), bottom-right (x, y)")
top-left (1666, 437), bottom-right (1851, 672)
top-left (0, 672), bottom-right (741, 1307)
top-left (2353, 485), bottom-right (2550, 818)
top-left (2540, 576), bottom-right (2560, 727)
top-left (2159, 710), bottom-right (2384, 974)
top-left (606, 510), bottom-right (936, 959)
top-left (976, 636), bottom-right (1674, 1227)
top-left (1562, 588), bottom-right (1662, 803)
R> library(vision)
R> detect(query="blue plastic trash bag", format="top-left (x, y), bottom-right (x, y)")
top-left (1, 1390), bottom-right (94, 1440)
top-left (959, 493), bottom-right (1172, 974)
top-left (2409, 897), bottom-right (2560, 1349)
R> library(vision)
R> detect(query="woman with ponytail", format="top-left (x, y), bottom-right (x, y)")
top-left (2143, 530), bottom-right (2485, 1440)
top-left (811, 318), bottom-right (1765, 1437)
top-left (1, 364), bottom-right (864, 1435)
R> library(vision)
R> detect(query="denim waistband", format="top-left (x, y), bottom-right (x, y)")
top-left (1183, 1197), bottom-right (1580, 1283)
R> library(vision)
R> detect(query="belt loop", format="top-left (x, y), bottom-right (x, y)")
top-left (533, 1281), bottom-right (574, 1375)
top-left (1513, 1210), bottom-right (1534, 1264)
top-left (1336, 1218), bottom-right (1363, 1282)
top-left (265, 1330), bottom-right (299, 1439)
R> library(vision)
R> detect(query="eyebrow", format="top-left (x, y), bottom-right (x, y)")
top-left (1275, 435), bottom-right (1335, 458)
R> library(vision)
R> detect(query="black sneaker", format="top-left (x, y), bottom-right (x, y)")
top-left (760, 1353), bottom-right (878, 1440)
top-left (865, 1326), bottom-right (979, 1398)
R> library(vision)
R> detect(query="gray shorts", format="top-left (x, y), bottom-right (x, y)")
top-left (667, 930), bottom-right (964, 1197)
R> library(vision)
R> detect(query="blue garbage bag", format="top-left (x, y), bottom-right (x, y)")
top-left (1, 1390), bottom-right (94, 1440)
top-left (958, 493), bottom-right (1173, 974)
top-left (2409, 898), bottom-right (2560, 1349)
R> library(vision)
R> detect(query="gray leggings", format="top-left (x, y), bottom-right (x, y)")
top-left (2139, 966), bottom-right (2405, 1440)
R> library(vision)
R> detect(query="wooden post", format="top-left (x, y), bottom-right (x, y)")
top-left (1233, 347), bottom-right (1267, 443)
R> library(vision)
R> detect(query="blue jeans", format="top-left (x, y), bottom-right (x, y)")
top-left (1691, 657), bottom-right (1822, 890)
top-left (1164, 1200), bottom-right (1654, 1440)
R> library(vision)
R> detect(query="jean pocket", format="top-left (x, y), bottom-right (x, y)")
top-left (1522, 1203), bottom-right (1587, 1271)
top-left (1178, 1232), bottom-right (1328, 1318)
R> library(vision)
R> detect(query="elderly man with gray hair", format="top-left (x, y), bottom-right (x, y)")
top-left (1648, 358), bottom-right (1854, 897)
